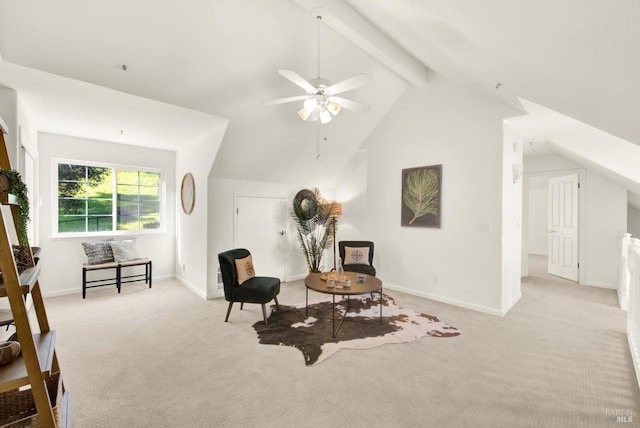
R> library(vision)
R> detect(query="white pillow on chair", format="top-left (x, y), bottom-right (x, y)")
top-left (344, 247), bottom-right (370, 265)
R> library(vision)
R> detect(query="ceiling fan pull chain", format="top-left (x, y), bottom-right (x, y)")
top-left (316, 125), bottom-right (321, 159)
top-left (316, 125), bottom-right (328, 159)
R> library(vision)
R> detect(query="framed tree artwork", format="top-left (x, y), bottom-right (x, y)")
top-left (401, 164), bottom-right (442, 228)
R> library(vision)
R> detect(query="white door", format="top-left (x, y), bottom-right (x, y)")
top-left (547, 173), bottom-right (579, 281)
top-left (234, 195), bottom-right (287, 280)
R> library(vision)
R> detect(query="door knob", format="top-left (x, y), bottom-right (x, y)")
top-left (549, 229), bottom-right (557, 233)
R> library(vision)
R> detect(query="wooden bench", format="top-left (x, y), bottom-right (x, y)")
top-left (82, 258), bottom-right (152, 299)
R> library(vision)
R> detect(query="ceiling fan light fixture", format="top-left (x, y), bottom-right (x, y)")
top-left (303, 97), bottom-right (318, 112)
top-left (319, 108), bottom-right (332, 124)
top-left (298, 107), bottom-right (312, 121)
top-left (326, 101), bottom-right (341, 116)
top-left (265, 8), bottom-right (369, 130)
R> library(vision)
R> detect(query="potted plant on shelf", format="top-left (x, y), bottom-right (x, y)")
top-left (0, 169), bottom-right (30, 246)
top-left (291, 188), bottom-right (335, 273)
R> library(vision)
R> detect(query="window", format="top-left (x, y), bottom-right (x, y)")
top-left (56, 161), bottom-right (163, 235)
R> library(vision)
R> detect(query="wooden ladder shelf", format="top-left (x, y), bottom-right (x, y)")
top-left (0, 118), bottom-right (69, 427)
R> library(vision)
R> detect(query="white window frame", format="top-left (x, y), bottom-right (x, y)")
top-left (52, 158), bottom-right (166, 238)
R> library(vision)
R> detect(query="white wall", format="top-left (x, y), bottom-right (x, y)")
top-left (501, 124), bottom-right (524, 313)
top-left (38, 132), bottom-right (176, 296)
top-left (629, 205), bottom-right (640, 238)
top-left (525, 154), bottom-right (581, 173)
top-left (175, 124), bottom-right (227, 299)
top-left (0, 86), bottom-right (18, 166)
top-left (16, 103), bottom-right (37, 158)
top-left (363, 75), bottom-right (521, 315)
top-left (527, 186), bottom-right (548, 255)
top-left (525, 154), bottom-right (626, 288)
top-left (334, 150), bottom-right (369, 243)
top-left (583, 171), bottom-right (627, 287)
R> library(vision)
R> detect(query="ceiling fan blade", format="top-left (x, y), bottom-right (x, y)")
top-left (278, 69), bottom-right (317, 94)
top-left (325, 74), bottom-right (371, 95)
top-left (328, 96), bottom-right (371, 113)
top-left (263, 95), bottom-right (309, 106)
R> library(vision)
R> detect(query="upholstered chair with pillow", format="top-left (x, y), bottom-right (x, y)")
top-left (339, 241), bottom-right (376, 277)
top-left (218, 248), bottom-right (280, 325)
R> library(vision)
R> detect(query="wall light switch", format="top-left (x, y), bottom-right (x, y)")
top-left (479, 223), bottom-right (493, 233)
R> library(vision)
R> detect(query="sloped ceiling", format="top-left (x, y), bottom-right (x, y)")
top-left (346, 0), bottom-right (640, 145)
top-left (0, 0), bottom-right (638, 186)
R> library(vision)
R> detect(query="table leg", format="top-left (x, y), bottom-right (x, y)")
top-left (379, 288), bottom-right (383, 324)
top-left (332, 293), bottom-right (336, 335)
top-left (332, 295), bottom-right (352, 338)
top-left (306, 287), bottom-right (309, 317)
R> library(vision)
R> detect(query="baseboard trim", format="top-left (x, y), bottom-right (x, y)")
top-left (286, 273), bottom-right (307, 282)
top-left (502, 291), bottom-right (522, 316)
top-left (383, 282), bottom-right (504, 317)
top-left (583, 280), bottom-right (617, 290)
top-left (206, 290), bottom-right (224, 299)
top-left (175, 276), bottom-right (207, 299)
top-left (620, 291), bottom-right (629, 311)
top-left (627, 314), bottom-right (640, 391)
top-left (42, 288), bottom-right (78, 298)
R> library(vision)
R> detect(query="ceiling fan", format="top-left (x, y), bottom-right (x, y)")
top-left (264, 10), bottom-right (370, 124)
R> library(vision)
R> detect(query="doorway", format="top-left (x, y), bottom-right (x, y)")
top-left (234, 194), bottom-right (287, 280)
top-left (524, 170), bottom-right (584, 283)
top-left (547, 173), bottom-right (579, 281)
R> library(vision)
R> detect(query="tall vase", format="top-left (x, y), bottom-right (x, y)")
top-left (335, 257), bottom-right (344, 282)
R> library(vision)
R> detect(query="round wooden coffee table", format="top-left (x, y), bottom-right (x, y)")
top-left (304, 271), bottom-right (383, 337)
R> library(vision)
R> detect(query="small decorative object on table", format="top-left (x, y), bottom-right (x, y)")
top-left (356, 273), bottom-right (367, 283)
top-left (0, 341), bottom-right (21, 366)
top-left (319, 272), bottom-right (335, 281)
top-left (335, 257), bottom-right (344, 282)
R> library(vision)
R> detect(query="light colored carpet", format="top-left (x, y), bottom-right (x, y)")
top-left (37, 256), bottom-right (639, 427)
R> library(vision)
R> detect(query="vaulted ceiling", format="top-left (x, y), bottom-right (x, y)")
top-left (0, 0), bottom-right (638, 186)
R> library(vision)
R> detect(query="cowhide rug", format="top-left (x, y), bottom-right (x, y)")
top-left (253, 294), bottom-right (460, 366)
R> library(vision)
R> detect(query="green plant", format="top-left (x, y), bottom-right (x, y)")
top-left (403, 168), bottom-right (439, 225)
top-left (291, 188), bottom-right (335, 273)
top-left (0, 169), bottom-right (30, 246)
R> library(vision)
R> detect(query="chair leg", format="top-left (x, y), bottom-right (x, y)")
top-left (82, 267), bottom-right (87, 299)
top-left (274, 296), bottom-right (280, 311)
top-left (240, 302), bottom-right (244, 310)
top-left (261, 304), bottom-right (268, 325)
top-left (224, 302), bottom-right (234, 322)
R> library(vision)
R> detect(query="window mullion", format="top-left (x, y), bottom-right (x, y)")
top-left (85, 167), bottom-right (89, 233)
top-left (137, 172), bottom-right (142, 229)
top-left (113, 169), bottom-right (118, 232)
